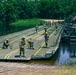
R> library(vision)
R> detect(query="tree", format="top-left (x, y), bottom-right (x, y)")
top-left (2, 0), bottom-right (17, 31)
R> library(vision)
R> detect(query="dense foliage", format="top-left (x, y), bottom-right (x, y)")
top-left (0, 0), bottom-right (76, 35)
top-left (10, 19), bottom-right (43, 32)
top-left (0, 18), bottom-right (43, 35)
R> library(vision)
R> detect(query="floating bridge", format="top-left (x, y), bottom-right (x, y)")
top-left (0, 22), bottom-right (63, 61)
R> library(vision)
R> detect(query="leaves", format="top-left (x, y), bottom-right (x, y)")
top-left (0, 0), bottom-right (76, 32)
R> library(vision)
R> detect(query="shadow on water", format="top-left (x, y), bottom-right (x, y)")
top-left (69, 44), bottom-right (76, 58)
top-left (27, 43), bottom-right (76, 66)
top-left (27, 46), bottom-right (61, 66)
top-left (58, 43), bottom-right (76, 65)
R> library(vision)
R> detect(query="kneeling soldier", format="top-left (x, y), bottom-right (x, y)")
top-left (28, 38), bottom-right (34, 49)
top-left (2, 39), bottom-right (9, 49)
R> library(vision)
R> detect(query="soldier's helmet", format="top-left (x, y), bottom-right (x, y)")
top-left (29, 38), bottom-right (32, 41)
top-left (22, 36), bottom-right (25, 40)
top-left (6, 39), bottom-right (9, 43)
top-left (22, 36), bottom-right (25, 38)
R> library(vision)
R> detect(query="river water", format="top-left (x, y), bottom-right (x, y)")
top-left (28, 43), bottom-right (76, 65)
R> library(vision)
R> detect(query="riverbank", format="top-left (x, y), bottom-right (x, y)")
top-left (0, 62), bottom-right (76, 75)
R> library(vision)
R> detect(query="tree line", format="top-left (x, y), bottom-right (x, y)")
top-left (0, 0), bottom-right (76, 32)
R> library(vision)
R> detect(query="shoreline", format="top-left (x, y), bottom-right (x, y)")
top-left (0, 62), bottom-right (76, 75)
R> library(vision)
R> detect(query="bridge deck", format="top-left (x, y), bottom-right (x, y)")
top-left (0, 24), bottom-right (62, 61)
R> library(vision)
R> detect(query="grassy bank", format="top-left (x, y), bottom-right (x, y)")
top-left (64, 61), bottom-right (76, 66)
top-left (10, 19), bottom-right (44, 32)
top-left (0, 19), bottom-right (44, 36)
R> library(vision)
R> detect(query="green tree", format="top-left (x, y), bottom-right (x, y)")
top-left (3, 0), bottom-right (17, 31)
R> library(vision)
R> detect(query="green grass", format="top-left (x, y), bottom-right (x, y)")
top-left (62, 60), bottom-right (76, 66)
top-left (10, 18), bottom-right (44, 33)
top-left (0, 19), bottom-right (44, 36)
top-left (66, 61), bottom-right (76, 66)
top-left (11, 18), bottom-right (44, 29)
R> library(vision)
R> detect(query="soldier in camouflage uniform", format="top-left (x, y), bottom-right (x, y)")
top-left (44, 32), bottom-right (49, 48)
top-left (19, 36), bottom-right (25, 57)
top-left (44, 25), bottom-right (48, 33)
top-left (28, 38), bottom-right (34, 49)
top-left (35, 25), bottom-right (38, 33)
top-left (2, 39), bottom-right (9, 49)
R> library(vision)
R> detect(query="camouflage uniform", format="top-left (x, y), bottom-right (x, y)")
top-left (28, 38), bottom-right (34, 49)
top-left (44, 25), bottom-right (48, 33)
top-left (2, 39), bottom-right (9, 49)
top-left (35, 25), bottom-right (38, 33)
top-left (55, 23), bottom-right (57, 29)
top-left (44, 32), bottom-right (49, 47)
top-left (19, 37), bottom-right (25, 57)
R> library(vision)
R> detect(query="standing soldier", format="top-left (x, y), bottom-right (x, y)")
top-left (35, 25), bottom-right (38, 33)
top-left (2, 39), bottom-right (9, 49)
top-left (19, 36), bottom-right (25, 57)
top-left (44, 32), bottom-right (49, 48)
top-left (55, 22), bottom-right (57, 29)
top-left (44, 25), bottom-right (48, 33)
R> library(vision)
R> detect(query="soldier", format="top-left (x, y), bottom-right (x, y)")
top-left (19, 36), bottom-right (25, 57)
top-left (44, 32), bottom-right (49, 48)
top-left (2, 39), bottom-right (9, 49)
top-left (35, 25), bottom-right (38, 33)
top-left (44, 25), bottom-right (48, 33)
top-left (55, 22), bottom-right (57, 29)
top-left (28, 38), bottom-right (34, 49)
top-left (21, 36), bottom-right (25, 44)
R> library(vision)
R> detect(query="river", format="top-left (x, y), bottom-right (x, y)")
top-left (28, 43), bottom-right (76, 65)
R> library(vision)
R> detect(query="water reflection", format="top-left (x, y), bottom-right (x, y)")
top-left (27, 48), bottom-right (60, 66)
top-left (69, 44), bottom-right (76, 58)
top-left (57, 44), bottom-right (70, 65)
top-left (27, 43), bottom-right (76, 65)
top-left (56, 43), bottom-right (76, 65)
